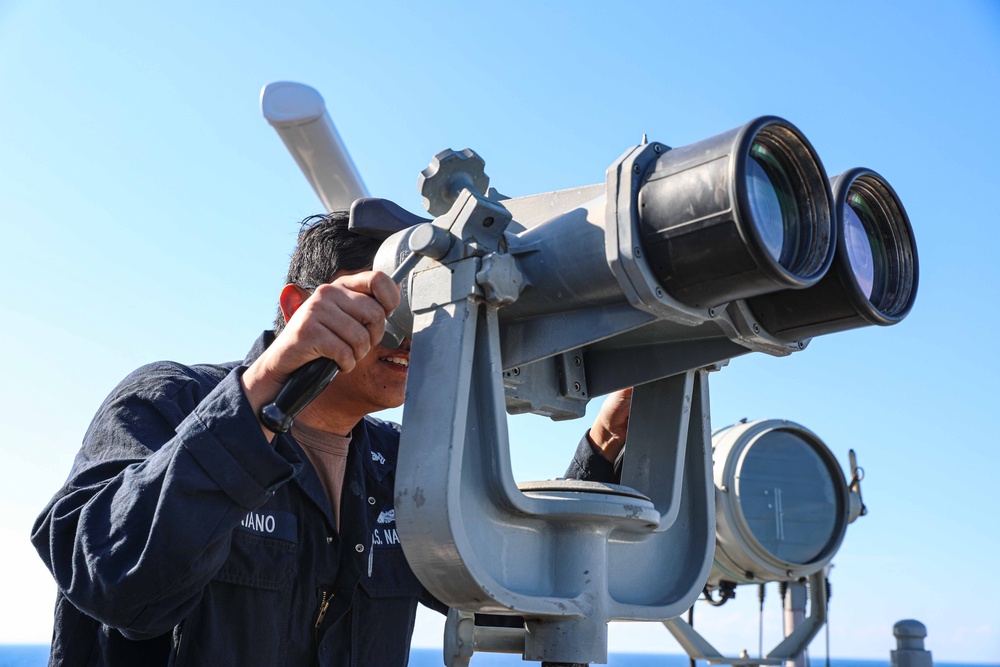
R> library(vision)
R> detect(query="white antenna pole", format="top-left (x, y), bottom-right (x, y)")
top-left (260, 81), bottom-right (368, 212)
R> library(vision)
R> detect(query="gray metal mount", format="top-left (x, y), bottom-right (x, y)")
top-left (664, 572), bottom-right (828, 666)
top-left (377, 144), bottom-right (823, 665)
top-left (386, 151), bottom-right (728, 666)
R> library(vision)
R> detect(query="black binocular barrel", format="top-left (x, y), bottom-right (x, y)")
top-left (748, 168), bottom-right (918, 341)
top-left (636, 116), bottom-right (836, 310)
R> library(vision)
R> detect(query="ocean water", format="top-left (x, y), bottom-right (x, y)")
top-left (1, 648), bottom-right (996, 667)
top-left (0, 647), bottom-right (48, 667)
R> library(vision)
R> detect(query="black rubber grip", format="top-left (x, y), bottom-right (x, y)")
top-left (259, 357), bottom-right (341, 433)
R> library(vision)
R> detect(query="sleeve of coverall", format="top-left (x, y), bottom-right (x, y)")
top-left (30, 361), bottom-right (301, 640)
top-left (564, 432), bottom-right (620, 483)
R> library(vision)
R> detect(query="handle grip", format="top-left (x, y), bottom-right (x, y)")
top-left (260, 357), bottom-right (341, 433)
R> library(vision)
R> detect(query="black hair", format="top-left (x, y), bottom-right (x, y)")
top-left (273, 211), bottom-right (383, 334)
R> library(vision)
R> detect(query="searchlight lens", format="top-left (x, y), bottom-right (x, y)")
top-left (738, 429), bottom-right (839, 564)
top-left (747, 141), bottom-right (799, 264)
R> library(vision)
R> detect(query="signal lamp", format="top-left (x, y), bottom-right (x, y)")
top-left (708, 419), bottom-right (861, 588)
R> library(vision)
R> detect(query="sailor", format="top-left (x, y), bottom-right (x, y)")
top-left (31, 211), bottom-right (629, 666)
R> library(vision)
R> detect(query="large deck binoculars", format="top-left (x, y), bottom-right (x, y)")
top-left (262, 85), bottom-right (918, 666)
top-left (353, 117), bottom-right (916, 665)
top-left (364, 116), bottom-right (917, 419)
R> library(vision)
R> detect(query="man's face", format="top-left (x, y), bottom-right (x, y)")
top-left (327, 335), bottom-right (410, 415)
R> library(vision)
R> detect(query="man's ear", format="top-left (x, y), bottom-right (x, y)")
top-left (279, 284), bottom-right (312, 325)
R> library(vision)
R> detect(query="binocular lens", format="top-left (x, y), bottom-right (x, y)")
top-left (746, 141), bottom-right (800, 264)
top-left (842, 173), bottom-right (916, 317)
top-left (843, 198), bottom-right (877, 300)
top-left (748, 168), bottom-right (918, 340)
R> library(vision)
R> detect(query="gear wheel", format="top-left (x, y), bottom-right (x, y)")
top-left (418, 148), bottom-right (490, 217)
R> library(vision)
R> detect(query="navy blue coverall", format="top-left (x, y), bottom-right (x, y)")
top-left (31, 332), bottom-right (613, 666)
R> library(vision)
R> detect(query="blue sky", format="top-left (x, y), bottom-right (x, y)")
top-left (1, 0), bottom-right (998, 662)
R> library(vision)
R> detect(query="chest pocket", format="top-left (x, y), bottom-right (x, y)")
top-left (214, 510), bottom-right (298, 591)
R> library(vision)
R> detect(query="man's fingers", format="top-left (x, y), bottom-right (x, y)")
top-left (265, 270), bottom-right (397, 381)
top-left (600, 388), bottom-right (633, 430)
top-left (245, 271), bottom-right (400, 419)
top-left (369, 271), bottom-right (401, 313)
top-left (296, 299), bottom-right (381, 370)
top-left (310, 323), bottom-right (370, 372)
top-left (334, 270), bottom-right (401, 315)
top-left (311, 283), bottom-right (388, 345)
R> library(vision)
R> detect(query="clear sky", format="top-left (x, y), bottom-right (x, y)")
top-left (1, 0), bottom-right (998, 663)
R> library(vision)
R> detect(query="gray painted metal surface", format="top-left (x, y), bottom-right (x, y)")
top-left (891, 620), bottom-right (934, 667)
top-left (663, 572), bottom-right (828, 666)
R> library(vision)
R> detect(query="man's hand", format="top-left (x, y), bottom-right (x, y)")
top-left (587, 388), bottom-right (632, 463)
top-left (241, 271), bottom-right (400, 435)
